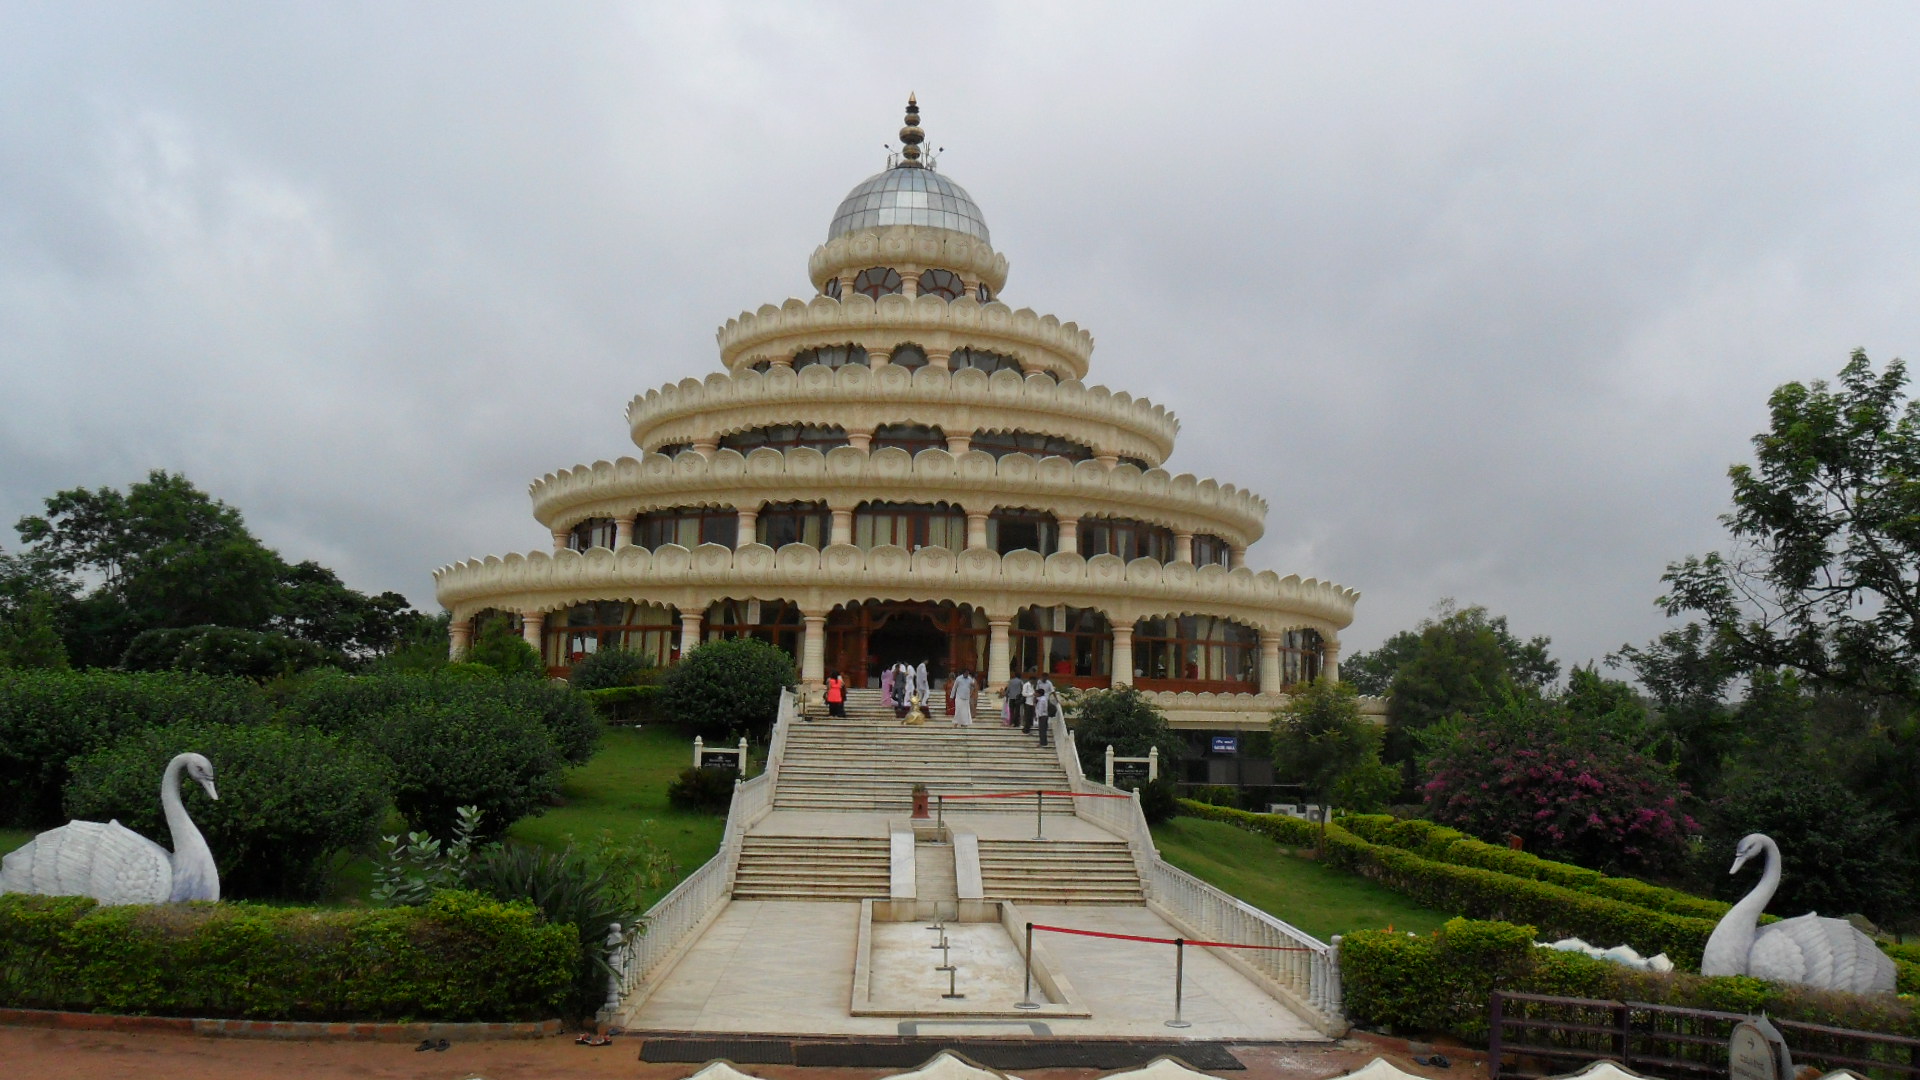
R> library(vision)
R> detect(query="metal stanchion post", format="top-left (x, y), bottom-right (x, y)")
top-left (1033, 789), bottom-right (1045, 840)
top-left (1166, 938), bottom-right (1191, 1028)
top-left (1015, 922), bottom-right (1040, 1010)
top-left (937, 794), bottom-right (944, 833)
top-left (943, 966), bottom-right (965, 1000)
top-left (936, 939), bottom-right (954, 972)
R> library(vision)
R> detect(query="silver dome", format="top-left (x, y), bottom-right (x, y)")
top-left (828, 167), bottom-right (990, 244)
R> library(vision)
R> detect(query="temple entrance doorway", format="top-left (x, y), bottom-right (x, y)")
top-left (827, 600), bottom-right (989, 688)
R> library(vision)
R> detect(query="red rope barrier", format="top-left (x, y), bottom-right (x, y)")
top-left (936, 789), bottom-right (1133, 800)
top-left (1029, 923), bottom-right (1316, 953)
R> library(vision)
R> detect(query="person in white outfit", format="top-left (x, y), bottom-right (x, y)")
top-left (914, 660), bottom-right (930, 706)
top-left (950, 669), bottom-right (976, 727)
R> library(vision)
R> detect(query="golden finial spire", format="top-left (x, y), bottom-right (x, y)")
top-left (897, 93), bottom-right (925, 168)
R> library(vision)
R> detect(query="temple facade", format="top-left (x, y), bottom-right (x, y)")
top-left (433, 98), bottom-right (1358, 732)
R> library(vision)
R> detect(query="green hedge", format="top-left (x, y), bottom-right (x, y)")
top-left (1178, 800), bottom-right (1720, 968)
top-left (581, 684), bottom-right (661, 724)
top-left (1339, 813), bottom-right (1736, 922)
top-left (0, 890), bottom-right (576, 1021)
top-left (1341, 917), bottom-right (1920, 1043)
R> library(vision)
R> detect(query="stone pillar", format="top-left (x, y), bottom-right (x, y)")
top-left (520, 611), bottom-right (545, 657)
top-left (614, 515), bottom-right (635, 549)
top-left (1175, 532), bottom-right (1194, 564)
top-left (1229, 545), bottom-right (1247, 570)
top-left (901, 273), bottom-right (919, 297)
top-left (837, 272), bottom-right (856, 296)
top-left (1321, 638), bottom-right (1341, 684)
top-left (926, 348), bottom-right (952, 372)
top-left (869, 348), bottom-right (892, 368)
top-left (1058, 517), bottom-right (1080, 556)
top-left (966, 511), bottom-right (990, 550)
top-left (692, 437), bottom-right (718, 457)
top-left (1259, 632), bottom-right (1283, 696)
top-left (1110, 622), bottom-right (1133, 686)
top-left (736, 507), bottom-right (759, 547)
top-left (829, 507), bottom-right (854, 546)
top-left (1094, 453), bottom-right (1119, 468)
top-left (987, 616), bottom-right (1012, 689)
top-left (448, 619), bottom-right (473, 661)
top-left (771, 354), bottom-right (794, 370)
top-left (551, 528), bottom-right (570, 553)
top-left (679, 611), bottom-right (703, 656)
top-left (945, 433), bottom-right (972, 456)
top-left (800, 612), bottom-right (827, 689)
top-left (847, 428), bottom-right (873, 453)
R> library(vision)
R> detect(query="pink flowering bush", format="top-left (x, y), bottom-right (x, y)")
top-left (1422, 699), bottom-right (1698, 876)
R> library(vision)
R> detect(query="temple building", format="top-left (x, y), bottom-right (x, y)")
top-left (434, 97), bottom-right (1359, 737)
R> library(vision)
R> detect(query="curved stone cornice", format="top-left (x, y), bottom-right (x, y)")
top-left (715, 293), bottom-right (1093, 381)
top-left (808, 225), bottom-right (1010, 295)
top-left (528, 446), bottom-right (1269, 547)
top-left (627, 364), bottom-right (1178, 465)
top-left (432, 543), bottom-right (1357, 637)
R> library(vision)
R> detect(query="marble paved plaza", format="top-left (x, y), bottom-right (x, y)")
top-left (624, 901), bottom-right (1326, 1041)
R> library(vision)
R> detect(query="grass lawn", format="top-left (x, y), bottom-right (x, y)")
top-left (507, 723), bottom-right (727, 910)
top-left (0, 828), bottom-right (30, 858)
top-left (1151, 814), bottom-right (1453, 940)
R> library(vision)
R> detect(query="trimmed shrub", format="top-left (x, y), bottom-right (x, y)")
top-left (284, 672), bottom-right (598, 766)
top-left (1118, 777), bottom-right (1178, 824)
top-left (466, 618), bottom-right (543, 679)
top-left (121, 625), bottom-right (342, 681)
top-left (659, 638), bottom-right (795, 740)
top-left (63, 722), bottom-right (388, 900)
top-left (357, 698), bottom-right (563, 841)
top-left (0, 890), bottom-right (576, 1020)
top-left (582, 684), bottom-right (661, 724)
top-left (1340, 917), bottom-right (1920, 1042)
top-left (666, 766), bottom-right (738, 813)
top-left (0, 669), bottom-right (269, 827)
top-left (464, 843), bottom-right (635, 1020)
top-left (1178, 799), bottom-right (1721, 968)
top-left (567, 647), bottom-right (659, 692)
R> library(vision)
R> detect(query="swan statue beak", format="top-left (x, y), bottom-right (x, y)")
top-left (203, 780), bottom-right (219, 802)
top-left (1728, 849), bottom-right (1750, 875)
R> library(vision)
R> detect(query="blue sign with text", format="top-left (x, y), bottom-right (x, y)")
top-left (1211, 736), bottom-right (1239, 754)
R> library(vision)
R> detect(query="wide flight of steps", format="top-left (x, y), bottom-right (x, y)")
top-left (977, 838), bottom-right (1145, 904)
top-left (774, 689), bottom-right (1075, 813)
top-left (730, 835), bottom-right (890, 900)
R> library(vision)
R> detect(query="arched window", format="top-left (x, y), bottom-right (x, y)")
top-left (823, 278), bottom-right (843, 300)
top-left (652, 442), bottom-right (692, 459)
top-left (969, 430), bottom-right (1094, 462)
top-left (988, 508), bottom-right (1057, 556)
top-left (636, 505), bottom-right (737, 549)
top-left (1191, 533), bottom-right (1232, 568)
top-left (949, 347), bottom-right (1023, 377)
top-left (1131, 615), bottom-right (1259, 693)
top-left (1012, 605), bottom-right (1112, 687)
top-left (853, 501), bottom-right (966, 552)
top-left (1279, 628), bottom-right (1325, 688)
top-left (544, 601), bottom-right (677, 670)
top-left (852, 266), bottom-right (903, 298)
top-left (871, 423), bottom-right (946, 455)
top-left (792, 343), bottom-right (867, 371)
top-left (718, 424), bottom-right (850, 453)
top-left (757, 500), bottom-right (829, 549)
top-left (703, 599), bottom-right (802, 660)
top-left (567, 517), bottom-right (618, 551)
top-left (887, 343), bottom-right (929, 371)
top-left (976, 283), bottom-right (994, 303)
top-left (918, 268), bottom-right (966, 300)
top-left (1117, 456), bottom-right (1153, 471)
top-left (1080, 516), bottom-right (1175, 562)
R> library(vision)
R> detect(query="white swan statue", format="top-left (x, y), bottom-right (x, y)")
top-left (1700, 832), bottom-right (1894, 994)
top-left (0, 752), bottom-right (220, 904)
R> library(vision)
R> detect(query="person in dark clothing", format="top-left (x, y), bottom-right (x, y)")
top-left (1004, 672), bottom-right (1025, 727)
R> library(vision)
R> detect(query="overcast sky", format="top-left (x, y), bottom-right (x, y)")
top-left (3, 3), bottom-right (1917, 674)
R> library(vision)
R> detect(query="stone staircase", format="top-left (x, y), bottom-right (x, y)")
top-left (977, 838), bottom-right (1146, 904)
top-left (731, 835), bottom-right (891, 901)
top-left (775, 690), bottom-right (1075, 813)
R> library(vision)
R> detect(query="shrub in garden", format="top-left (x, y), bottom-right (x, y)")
top-left (0, 669), bottom-right (269, 827)
top-left (121, 625), bottom-right (342, 680)
top-left (0, 890), bottom-right (576, 1021)
top-left (283, 671), bottom-right (597, 765)
top-left (666, 766), bottom-right (739, 812)
top-left (1070, 686), bottom-right (1183, 779)
top-left (466, 616), bottom-right (544, 678)
top-left (1421, 697), bottom-right (1698, 876)
top-left (659, 638), bottom-right (795, 740)
top-left (464, 842), bottom-right (637, 1020)
top-left (64, 721), bottom-right (388, 900)
top-left (567, 646), bottom-right (659, 691)
top-left (1700, 771), bottom-right (1913, 923)
top-left (582, 684), bottom-right (661, 724)
top-left (360, 698), bottom-right (563, 841)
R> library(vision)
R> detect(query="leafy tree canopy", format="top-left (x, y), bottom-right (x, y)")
top-left (1346, 599), bottom-right (1559, 697)
top-left (659, 637), bottom-right (796, 740)
top-left (1069, 685), bottom-right (1184, 780)
top-left (1271, 680), bottom-right (1394, 836)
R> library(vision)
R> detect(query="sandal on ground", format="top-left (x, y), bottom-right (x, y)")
top-left (415, 1039), bottom-right (435, 1052)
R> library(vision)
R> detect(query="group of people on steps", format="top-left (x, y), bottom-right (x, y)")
top-left (817, 664), bottom-right (1058, 745)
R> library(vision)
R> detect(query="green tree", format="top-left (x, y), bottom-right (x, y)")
top-left (272, 560), bottom-right (427, 660)
top-left (0, 591), bottom-right (69, 670)
top-left (658, 637), bottom-right (796, 740)
top-left (1271, 680), bottom-right (1383, 847)
top-left (465, 614), bottom-right (544, 679)
top-left (1347, 599), bottom-right (1559, 697)
top-left (1070, 685), bottom-right (1184, 779)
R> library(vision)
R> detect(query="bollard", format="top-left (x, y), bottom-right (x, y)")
top-left (936, 794), bottom-right (944, 833)
top-left (1148, 745), bottom-right (1159, 782)
top-left (1015, 922), bottom-right (1040, 1009)
top-left (1165, 938), bottom-right (1191, 1028)
top-left (1033, 790), bottom-right (1045, 840)
top-left (936, 938), bottom-right (954, 973)
top-left (942, 965), bottom-right (965, 1000)
top-left (739, 737), bottom-right (750, 775)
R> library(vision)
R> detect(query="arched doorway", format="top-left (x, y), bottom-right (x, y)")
top-left (827, 601), bottom-right (988, 687)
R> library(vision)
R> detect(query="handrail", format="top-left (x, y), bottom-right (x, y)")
top-left (602, 687), bottom-right (796, 1020)
top-left (1052, 707), bottom-right (1345, 1034)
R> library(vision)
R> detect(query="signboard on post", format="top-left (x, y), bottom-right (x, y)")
top-left (1729, 1017), bottom-right (1793, 1080)
top-left (1210, 736), bottom-right (1239, 754)
top-left (1113, 760), bottom-right (1150, 785)
top-left (699, 751), bottom-right (741, 771)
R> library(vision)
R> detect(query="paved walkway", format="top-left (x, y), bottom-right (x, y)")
top-left (624, 901), bottom-right (1323, 1041)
